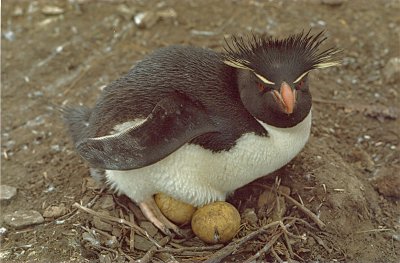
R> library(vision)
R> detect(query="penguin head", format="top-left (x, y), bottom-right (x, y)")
top-left (223, 31), bottom-right (341, 128)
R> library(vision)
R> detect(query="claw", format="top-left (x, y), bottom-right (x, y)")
top-left (138, 197), bottom-right (183, 237)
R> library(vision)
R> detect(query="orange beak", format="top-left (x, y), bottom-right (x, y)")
top-left (272, 82), bottom-right (296, 114)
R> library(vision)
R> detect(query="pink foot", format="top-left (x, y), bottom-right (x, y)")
top-left (138, 197), bottom-right (182, 236)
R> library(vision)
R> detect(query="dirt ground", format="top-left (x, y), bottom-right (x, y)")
top-left (1, 0), bottom-right (399, 262)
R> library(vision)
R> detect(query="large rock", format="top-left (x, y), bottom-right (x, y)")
top-left (3, 210), bottom-right (44, 229)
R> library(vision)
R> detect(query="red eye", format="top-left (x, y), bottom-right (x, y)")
top-left (257, 83), bottom-right (265, 92)
top-left (296, 80), bottom-right (304, 89)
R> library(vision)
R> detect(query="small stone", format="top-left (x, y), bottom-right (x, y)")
top-left (3, 30), bottom-right (16, 42)
top-left (41, 6), bottom-right (64, 15)
top-left (140, 221), bottom-right (158, 237)
top-left (133, 8), bottom-right (176, 29)
top-left (0, 227), bottom-right (7, 237)
top-left (134, 235), bottom-right (154, 251)
top-left (383, 57), bottom-right (400, 84)
top-left (43, 203), bottom-right (67, 218)
top-left (134, 11), bottom-right (159, 29)
top-left (0, 185), bottom-right (17, 203)
top-left (3, 210), bottom-right (44, 229)
top-left (242, 208), bottom-right (258, 226)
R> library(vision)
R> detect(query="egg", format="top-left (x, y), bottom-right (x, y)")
top-left (191, 201), bottom-right (241, 244)
top-left (154, 193), bottom-right (196, 225)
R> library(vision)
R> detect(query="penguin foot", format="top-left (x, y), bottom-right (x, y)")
top-left (138, 198), bottom-right (183, 237)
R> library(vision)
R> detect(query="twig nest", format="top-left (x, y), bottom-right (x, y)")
top-left (191, 201), bottom-right (241, 244)
top-left (154, 193), bottom-right (196, 225)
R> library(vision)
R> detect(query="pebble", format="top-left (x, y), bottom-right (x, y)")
top-left (134, 11), bottom-right (159, 29)
top-left (43, 203), bottom-right (67, 218)
top-left (383, 57), bottom-right (400, 83)
top-left (134, 8), bottom-right (177, 29)
top-left (3, 210), bottom-right (44, 229)
top-left (0, 185), bottom-right (17, 203)
top-left (3, 30), bottom-right (15, 42)
top-left (41, 6), bottom-right (64, 15)
top-left (0, 227), bottom-right (7, 237)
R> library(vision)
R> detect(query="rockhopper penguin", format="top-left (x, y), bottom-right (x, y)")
top-left (63, 31), bottom-right (340, 235)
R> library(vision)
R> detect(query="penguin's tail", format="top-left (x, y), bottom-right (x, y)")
top-left (60, 106), bottom-right (92, 145)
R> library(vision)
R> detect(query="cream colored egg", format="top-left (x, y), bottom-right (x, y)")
top-left (191, 201), bottom-right (241, 244)
top-left (154, 193), bottom-right (196, 225)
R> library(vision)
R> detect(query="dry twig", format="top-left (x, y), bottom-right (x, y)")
top-left (308, 231), bottom-right (333, 253)
top-left (159, 244), bottom-right (223, 254)
top-left (271, 246), bottom-right (284, 263)
top-left (243, 231), bottom-right (284, 263)
top-left (254, 184), bottom-right (326, 229)
top-left (73, 202), bottom-right (161, 248)
top-left (134, 236), bottom-right (170, 263)
top-left (204, 221), bottom-right (282, 263)
top-left (129, 212), bottom-right (135, 251)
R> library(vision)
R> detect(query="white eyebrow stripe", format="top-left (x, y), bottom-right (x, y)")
top-left (315, 61), bottom-right (341, 69)
top-left (254, 72), bottom-right (275, 85)
top-left (293, 70), bottom-right (311, 84)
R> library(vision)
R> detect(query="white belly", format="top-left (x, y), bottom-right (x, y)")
top-left (106, 111), bottom-right (312, 206)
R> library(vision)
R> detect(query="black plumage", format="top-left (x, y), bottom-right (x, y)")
top-left (64, 31), bottom-right (340, 170)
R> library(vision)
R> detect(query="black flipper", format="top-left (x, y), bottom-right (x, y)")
top-left (76, 92), bottom-right (219, 170)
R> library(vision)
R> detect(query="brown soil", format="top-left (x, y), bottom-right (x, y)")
top-left (1, 0), bottom-right (399, 262)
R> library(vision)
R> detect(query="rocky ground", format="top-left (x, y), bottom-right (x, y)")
top-left (1, 0), bottom-right (399, 262)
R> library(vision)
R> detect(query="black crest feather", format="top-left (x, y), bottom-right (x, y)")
top-left (223, 30), bottom-right (341, 76)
